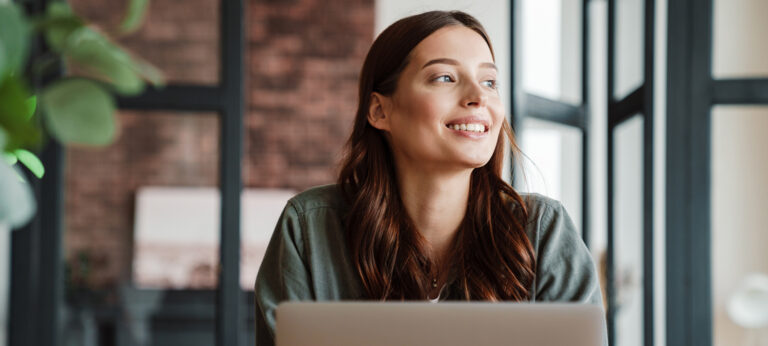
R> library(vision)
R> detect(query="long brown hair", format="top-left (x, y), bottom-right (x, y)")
top-left (338, 11), bottom-right (535, 301)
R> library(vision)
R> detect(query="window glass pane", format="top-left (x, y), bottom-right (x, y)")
top-left (613, 0), bottom-right (644, 99)
top-left (713, 0), bottom-right (768, 78)
top-left (711, 106), bottom-right (768, 346)
top-left (612, 114), bottom-right (644, 346)
top-left (521, 0), bottom-right (582, 104)
top-left (518, 117), bottom-right (583, 235)
top-left (69, 0), bottom-right (220, 85)
top-left (63, 111), bottom-right (219, 346)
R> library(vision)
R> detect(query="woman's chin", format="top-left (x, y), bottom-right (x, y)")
top-left (456, 154), bottom-right (494, 169)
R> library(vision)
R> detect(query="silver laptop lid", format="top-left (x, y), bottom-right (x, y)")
top-left (276, 302), bottom-right (605, 346)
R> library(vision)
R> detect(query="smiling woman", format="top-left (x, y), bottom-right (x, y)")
top-left (367, 25), bottom-right (503, 171)
top-left (254, 10), bottom-right (606, 346)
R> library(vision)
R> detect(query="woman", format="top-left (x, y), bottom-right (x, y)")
top-left (254, 10), bottom-right (605, 345)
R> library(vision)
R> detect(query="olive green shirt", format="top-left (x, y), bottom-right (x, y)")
top-left (254, 184), bottom-right (606, 346)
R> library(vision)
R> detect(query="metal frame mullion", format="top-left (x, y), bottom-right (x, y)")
top-left (605, 0), bottom-right (617, 344)
top-left (641, 0), bottom-right (656, 345)
top-left (117, 85), bottom-right (225, 111)
top-left (686, 0), bottom-right (712, 345)
top-left (510, 0), bottom-right (524, 185)
top-left (523, 93), bottom-right (585, 128)
top-left (34, 142), bottom-right (65, 346)
top-left (665, 0), bottom-right (696, 344)
top-left (609, 85), bottom-right (644, 127)
top-left (712, 78), bottom-right (768, 105)
top-left (666, 0), bottom-right (715, 344)
top-left (216, 0), bottom-right (245, 345)
top-left (581, 0), bottom-right (590, 248)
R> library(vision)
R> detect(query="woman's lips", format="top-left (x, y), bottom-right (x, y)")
top-left (445, 123), bottom-right (489, 138)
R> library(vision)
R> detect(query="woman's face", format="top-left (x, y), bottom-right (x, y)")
top-left (370, 25), bottom-right (504, 173)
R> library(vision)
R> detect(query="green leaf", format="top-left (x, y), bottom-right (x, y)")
top-left (25, 95), bottom-right (36, 120)
top-left (39, 2), bottom-right (163, 92)
top-left (41, 78), bottom-right (116, 146)
top-left (13, 149), bottom-right (44, 178)
top-left (0, 3), bottom-right (30, 79)
top-left (46, 2), bottom-right (75, 18)
top-left (40, 2), bottom-right (84, 52)
top-left (0, 76), bottom-right (42, 151)
top-left (61, 27), bottom-right (146, 95)
top-left (0, 160), bottom-right (36, 228)
top-left (43, 17), bottom-right (84, 52)
top-left (120, 0), bottom-right (149, 34)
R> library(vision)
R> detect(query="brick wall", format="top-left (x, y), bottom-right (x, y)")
top-left (64, 0), bottom-right (373, 290)
top-left (245, 0), bottom-right (371, 188)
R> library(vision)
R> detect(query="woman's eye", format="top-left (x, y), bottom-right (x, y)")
top-left (433, 75), bottom-right (454, 83)
top-left (482, 79), bottom-right (497, 89)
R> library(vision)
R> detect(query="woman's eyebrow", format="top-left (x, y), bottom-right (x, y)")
top-left (421, 58), bottom-right (497, 71)
top-left (480, 62), bottom-right (498, 70)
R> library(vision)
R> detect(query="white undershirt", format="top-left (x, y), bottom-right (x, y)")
top-left (428, 285), bottom-right (445, 303)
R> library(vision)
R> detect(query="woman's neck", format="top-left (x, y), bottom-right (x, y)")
top-left (396, 166), bottom-right (472, 263)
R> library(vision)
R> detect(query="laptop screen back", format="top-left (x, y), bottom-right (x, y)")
top-left (275, 302), bottom-right (605, 346)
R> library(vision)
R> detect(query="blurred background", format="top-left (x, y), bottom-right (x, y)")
top-left (1, 0), bottom-right (767, 345)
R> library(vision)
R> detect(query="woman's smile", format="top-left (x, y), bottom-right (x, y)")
top-left (444, 115), bottom-right (491, 138)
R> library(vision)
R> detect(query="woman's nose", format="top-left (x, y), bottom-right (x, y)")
top-left (462, 83), bottom-right (488, 108)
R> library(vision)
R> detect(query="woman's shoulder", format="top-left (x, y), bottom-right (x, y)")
top-left (286, 183), bottom-right (345, 214)
top-left (513, 192), bottom-right (579, 247)
top-left (520, 193), bottom-right (562, 215)
top-left (517, 192), bottom-right (567, 223)
top-left (514, 193), bottom-right (602, 307)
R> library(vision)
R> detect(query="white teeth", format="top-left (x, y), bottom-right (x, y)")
top-left (448, 123), bottom-right (486, 132)
top-left (448, 124), bottom-right (485, 133)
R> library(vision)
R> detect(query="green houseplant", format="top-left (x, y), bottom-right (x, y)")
top-left (0, 0), bottom-right (163, 229)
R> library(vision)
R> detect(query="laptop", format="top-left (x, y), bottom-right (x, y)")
top-left (275, 302), bottom-right (605, 346)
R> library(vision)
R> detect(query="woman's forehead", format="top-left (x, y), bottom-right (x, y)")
top-left (408, 26), bottom-right (495, 67)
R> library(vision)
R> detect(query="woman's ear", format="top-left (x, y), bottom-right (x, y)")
top-left (367, 92), bottom-right (391, 131)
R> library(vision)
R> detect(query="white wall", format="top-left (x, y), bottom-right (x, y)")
top-left (713, 0), bottom-right (768, 78)
top-left (711, 0), bottom-right (768, 344)
top-left (712, 107), bottom-right (768, 345)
